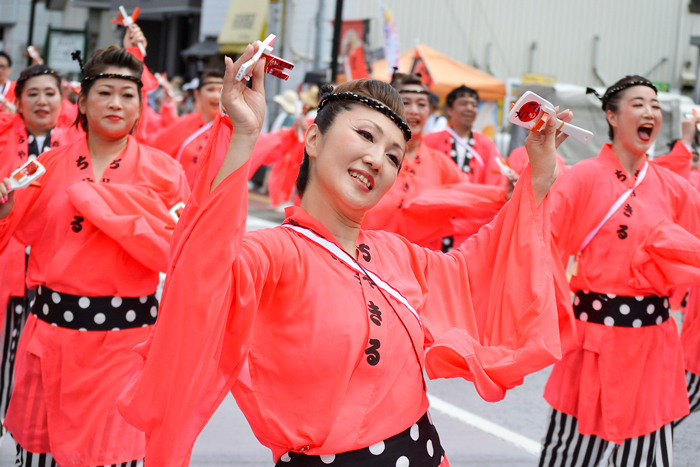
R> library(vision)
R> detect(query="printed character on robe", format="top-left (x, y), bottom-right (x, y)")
top-left (117, 44), bottom-right (572, 467)
top-left (423, 85), bottom-right (506, 187)
top-left (146, 69), bottom-right (223, 188)
top-left (0, 42), bottom-right (190, 467)
top-left (0, 65), bottom-right (79, 438)
top-left (361, 73), bottom-right (506, 250)
top-left (538, 76), bottom-right (700, 467)
top-left (0, 51), bottom-right (16, 114)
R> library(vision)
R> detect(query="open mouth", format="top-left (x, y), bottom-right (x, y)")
top-left (348, 169), bottom-right (373, 190)
top-left (638, 124), bottom-right (653, 142)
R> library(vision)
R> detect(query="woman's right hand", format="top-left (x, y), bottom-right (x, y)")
top-left (211, 44), bottom-right (268, 190)
top-left (0, 178), bottom-right (14, 219)
top-left (221, 44), bottom-right (267, 136)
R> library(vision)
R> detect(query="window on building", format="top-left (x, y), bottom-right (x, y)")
top-left (691, 0), bottom-right (700, 13)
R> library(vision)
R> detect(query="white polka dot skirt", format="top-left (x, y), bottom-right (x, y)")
top-left (31, 285), bottom-right (158, 331)
top-left (276, 412), bottom-right (444, 466)
top-left (573, 291), bottom-right (670, 328)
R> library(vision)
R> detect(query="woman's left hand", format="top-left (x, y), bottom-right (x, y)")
top-left (524, 109), bottom-right (573, 206)
top-left (681, 114), bottom-right (700, 145)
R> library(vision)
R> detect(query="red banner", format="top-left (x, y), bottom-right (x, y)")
top-left (346, 46), bottom-right (370, 80)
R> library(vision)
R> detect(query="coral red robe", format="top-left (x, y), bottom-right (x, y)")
top-left (423, 128), bottom-right (506, 186)
top-left (0, 135), bottom-right (189, 466)
top-left (146, 112), bottom-right (210, 189)
top-left (362, 140), bottom-right (505, 249)
top-left (119, 115), bottom-right (564, 467)
top-left (0, 114), bottom-right (75, 325)
top-left (545, 143), bottom-right (700, 443)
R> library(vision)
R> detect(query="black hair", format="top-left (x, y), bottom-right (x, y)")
top-left (74, 46), bottom-right (144, 132)
top-left (588, 75), bottom-right (658, 141)
top-left (198, 69), bottom-right (224, 89)
top-left (446, 85), bottom-right (479, 108)
top-left (390, 72), bottom-right (426, 90)
top-left (295, 79), bottom-right (406, 197)
top-left (15, 65), bottom-right (61, 99)
top-left (0, 51), bottom-right (12, 68)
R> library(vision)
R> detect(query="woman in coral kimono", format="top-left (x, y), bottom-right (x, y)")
top-left (146, 69), bottom-right (223, 188)
top-left (0, 64), bottom-right (77, 436)
top-left (538, 76), bottom-right (700, 467)
top-left (0, 45), bottom-right (189, 467)
top-left (118, 44), bottom-right (570, 467)
top-left (362, 73), bottom-right (506, 250)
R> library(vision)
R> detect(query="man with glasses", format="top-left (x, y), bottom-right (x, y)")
top-left (0, 51), bottom-right (15, 114)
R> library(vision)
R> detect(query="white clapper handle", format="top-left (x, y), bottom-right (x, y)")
top-left (558, 121), bottom-right (594, 144)
top-left (119, 6), bottom-right (147, 57)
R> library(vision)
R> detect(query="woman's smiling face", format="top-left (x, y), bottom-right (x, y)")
top-left (305, 104), bottom-right (407, 216)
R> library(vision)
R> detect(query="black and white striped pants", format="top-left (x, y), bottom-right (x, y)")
top-left (16, 444), bottom-right (144, 467)
top-left (539, 408), bottom-right (673, 467)
top-left (673, 370), bottom-right (700, 428)
top-left (0, 295), bottom-right (31, 439)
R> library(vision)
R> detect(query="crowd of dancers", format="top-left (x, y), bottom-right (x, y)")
top-left (0, 21), bottom-right (698, 467)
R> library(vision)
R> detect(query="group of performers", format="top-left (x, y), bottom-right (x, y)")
top-left (0, 20), bottom-right (697, 467)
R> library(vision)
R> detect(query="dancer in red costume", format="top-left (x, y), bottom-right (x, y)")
top-left (538, 76), bottom-right (700, 467)
top-left (679, 286), bottom-right (700, 426)
top-left (0, 64), bottom-right (76, 438)
top-left (0, 46), bottom-right (189, 467)
top-left (423, 85), bottom-right (505, 186)
top-left (119, 43), bottom-right (570, 467)
top-left (147, 69), bottom-right (223, 188)
top-left (362, 73), bottom-right (506, 250)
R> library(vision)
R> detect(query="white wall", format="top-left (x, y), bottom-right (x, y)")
top-left (350, 0), bottom-right (700, 90)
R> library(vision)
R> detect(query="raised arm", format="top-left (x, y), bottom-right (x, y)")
top-left (212, 45), bottom-right (267, 190)
top-left (117, 49), bottom-right (278, 467)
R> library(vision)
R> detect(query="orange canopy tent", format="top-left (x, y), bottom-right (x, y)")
top-left (371, 44), bottom-right (506, 101)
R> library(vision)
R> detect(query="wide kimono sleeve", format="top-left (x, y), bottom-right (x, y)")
top-left (650, 141), bottom-right (692, 180)
top-left (629, 172), bottom-right (700, 290)
top-left (408, 165), bottom-right (565, 402)
top-left (0, 151), bottom-right (58, 254)
top-left (64, 148), bottom-right (191, 273)
top-left (117, 116), bottom-right (283, 467)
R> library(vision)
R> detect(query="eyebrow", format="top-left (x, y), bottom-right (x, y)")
top-left (357, 119), bottom-right (405, 151)
top-left (630, 96), bottom-right (659, 103)
top-left (95, 83), bottom-right (137, 90)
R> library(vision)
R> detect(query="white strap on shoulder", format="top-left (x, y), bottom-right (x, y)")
top-left (175, 121), bottom-right (214, 162)
top-left (283, 224), bottom-right (422, 329)
top-left (578, 161), bottom-right (648, 252)
top-left (445, 127), bottom-right (485, 169)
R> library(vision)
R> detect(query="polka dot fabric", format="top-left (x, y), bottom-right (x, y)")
top-left (31, 285), bottom-right (158, 331)
top-left (573, 291), bottom-right (669, 328)
top-left (275, 412), bottom-right (444, 467)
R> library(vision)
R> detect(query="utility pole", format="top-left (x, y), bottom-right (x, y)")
top-left (313, 0), bottom-right (325, 70)
top-left (27, 0), bottom-right (38, 66)
top-left (330, 0), bottom-right (343, 82)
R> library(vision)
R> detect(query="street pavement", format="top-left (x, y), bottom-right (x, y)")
top-left (0, 202), bottom-right (698, 466)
